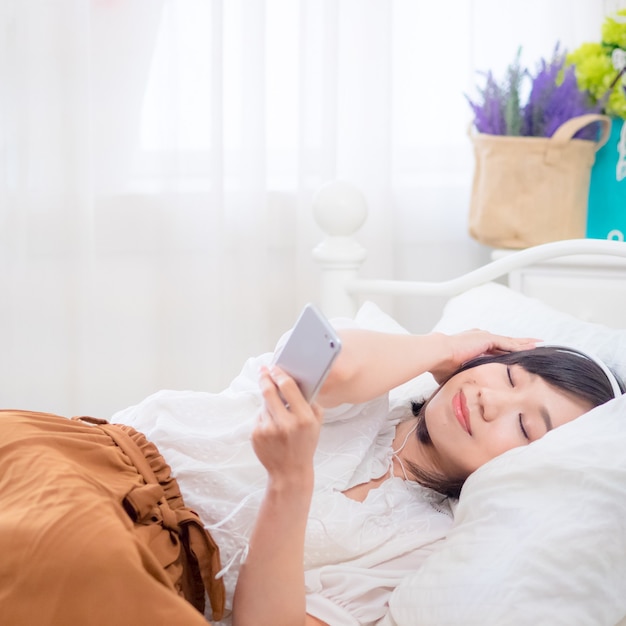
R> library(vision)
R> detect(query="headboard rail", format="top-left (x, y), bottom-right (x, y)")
top-left (347, 238), bottom-right (626, 296)
top-left (312, 181), bottom-right (626, 318)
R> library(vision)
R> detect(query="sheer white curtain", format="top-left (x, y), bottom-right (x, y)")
top-left (0, 0), bottom-right (605, 417)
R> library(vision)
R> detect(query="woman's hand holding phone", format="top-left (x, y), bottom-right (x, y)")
top-left (253, 303), bottom-right (338, 481)
top-left (253, 365), bottom-right (323, 485)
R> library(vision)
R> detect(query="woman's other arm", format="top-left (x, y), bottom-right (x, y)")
top-left (232, 367), bottom-right (324, 626)
top-left (317, 328), bottom-right (537, 407)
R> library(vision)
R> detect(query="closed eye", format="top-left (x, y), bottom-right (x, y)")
top-left (507, 366), bottom-right (514, 387)
top-left (508, 367), bottom-right (529, 440)
top-left (519, 414), bottom-right (530, 440)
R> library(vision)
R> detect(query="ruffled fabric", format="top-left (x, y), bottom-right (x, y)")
top-left (79, 417), bottom-right (225, 618)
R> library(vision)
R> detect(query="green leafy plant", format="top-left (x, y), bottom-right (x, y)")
top-left (567, 10), bottom-right (626, 119)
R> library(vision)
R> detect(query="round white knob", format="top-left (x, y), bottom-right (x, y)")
top-left (312, 180), bottom-right (368, 236)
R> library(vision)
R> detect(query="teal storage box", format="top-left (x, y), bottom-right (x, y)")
top-left (587, 117), bottom-right (626, 241)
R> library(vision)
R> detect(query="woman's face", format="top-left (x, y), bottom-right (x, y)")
top-left (424, 362), bottom-right (593, 479)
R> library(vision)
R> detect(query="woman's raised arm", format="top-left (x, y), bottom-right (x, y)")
top-left (316, 328), bottom-right (538, 407)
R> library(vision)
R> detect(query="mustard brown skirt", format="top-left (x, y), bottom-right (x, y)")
top-left (0, 410), bottom-right (225, 625)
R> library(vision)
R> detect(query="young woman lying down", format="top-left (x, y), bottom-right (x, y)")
top-left (1, 327), bottom-right (622, 626)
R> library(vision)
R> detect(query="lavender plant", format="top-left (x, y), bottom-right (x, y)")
top-left (467, 70), bottom-right (508, 135)
top-left (467, 48), bottom-right (526, 136)
top-left (504, 48), bottom-right (525, 136)
top-left (468, 46), bottom-right (602, 139)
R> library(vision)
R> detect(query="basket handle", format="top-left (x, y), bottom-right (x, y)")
top-left (546, 114), bottom-right (612, 164)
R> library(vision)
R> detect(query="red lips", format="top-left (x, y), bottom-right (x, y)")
top-left (453, 390), bottom-right (472, 435)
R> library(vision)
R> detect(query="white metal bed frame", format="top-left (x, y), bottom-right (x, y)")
top-left (311, 181), bottom-right (626, 319)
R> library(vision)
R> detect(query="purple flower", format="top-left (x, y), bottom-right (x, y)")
top-left (523, 45), bottom-right (602, 139)
top-left (467, 71), bottom-right (507, 135)
top-left (468, 44), bottom-right (601, 138)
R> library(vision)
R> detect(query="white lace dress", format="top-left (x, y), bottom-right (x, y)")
top-left (112, 352), bottom-right (453, 626)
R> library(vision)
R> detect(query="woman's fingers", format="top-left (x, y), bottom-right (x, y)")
top-left (484, 333), bottom-right (539, 354)
top-left (258, 366), bottom-right (307, 421)
top-left (258, 366), bottom-right (290, 418)
top-left (261, 365), bottom-right (323, 424)
top-left (459, 329), bottom-right (539, 356)
top-left (432, 330), bottom-right (541, 384)
top-left (253, 366), bottom-right (323, 478)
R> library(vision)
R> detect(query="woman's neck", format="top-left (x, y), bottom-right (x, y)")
top-left (391, 418), bottom-right (442, 480)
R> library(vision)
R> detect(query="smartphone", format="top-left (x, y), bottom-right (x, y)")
top-left (272, 303), bottom-right (342, 404)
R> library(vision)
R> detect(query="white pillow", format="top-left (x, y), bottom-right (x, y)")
top-left (432, 281), bottom-right (626, 381)
top-left (354, 285), bottom-right (626, 626)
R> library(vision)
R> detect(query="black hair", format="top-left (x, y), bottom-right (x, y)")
top-left (406, 346), bottom-right (624, 499)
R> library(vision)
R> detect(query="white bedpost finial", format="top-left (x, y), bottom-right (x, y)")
top-left (312, 181), bottom-right (368, 318)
